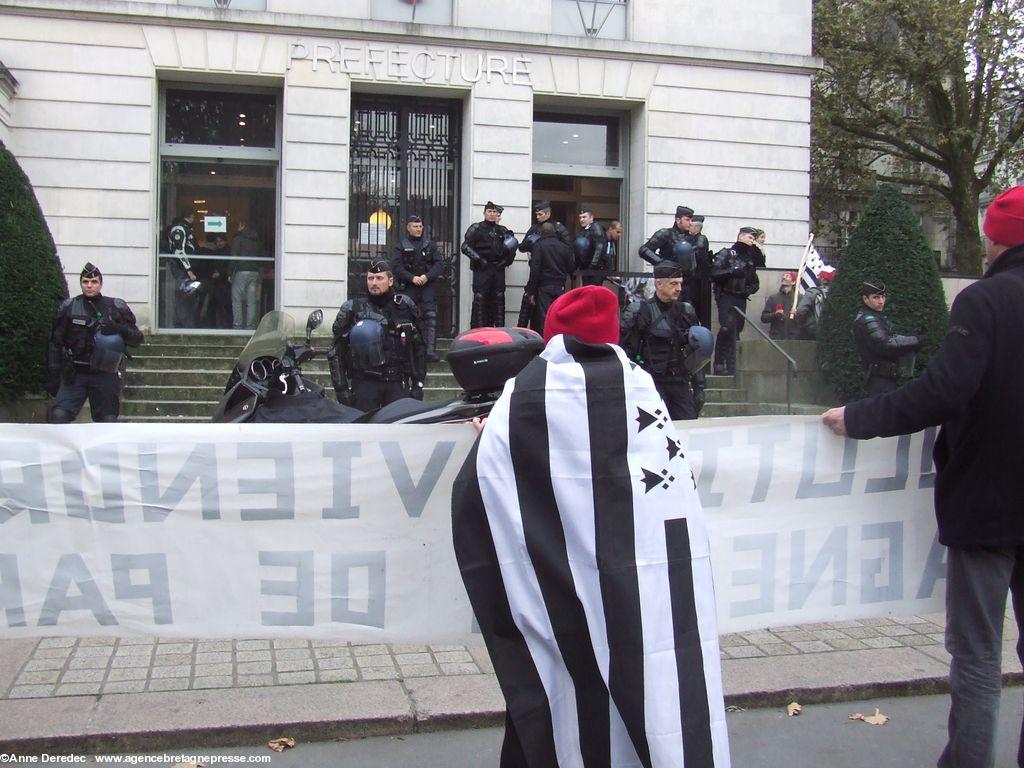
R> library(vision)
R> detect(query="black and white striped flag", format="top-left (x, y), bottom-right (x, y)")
top-left (453, 334), bottom-right (730, 768)
top-left (799, 246), bottom-right (827, 293)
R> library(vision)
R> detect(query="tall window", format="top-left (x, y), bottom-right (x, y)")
top-left (532, 109), bottom-right (626, 269)
top-left (551, 0), bottom-right (627, 39)
top-left (157, 85), bottom-right (280, 331)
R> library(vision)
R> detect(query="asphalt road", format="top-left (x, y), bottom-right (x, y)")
top-left (84, 689), bottom-right (1024, 767)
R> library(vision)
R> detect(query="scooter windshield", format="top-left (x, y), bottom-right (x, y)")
top-left (237, 311), bottom-right (295, 369)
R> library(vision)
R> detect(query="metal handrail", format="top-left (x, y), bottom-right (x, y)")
top-left (730, 305), bottom-right (799, 415)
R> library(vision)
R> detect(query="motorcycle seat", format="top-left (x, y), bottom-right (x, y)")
top-left (360, 396), bottom-right (460, 424)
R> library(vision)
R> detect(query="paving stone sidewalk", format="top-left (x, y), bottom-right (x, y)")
top-left (4, 610), bottom-right (1000, 702)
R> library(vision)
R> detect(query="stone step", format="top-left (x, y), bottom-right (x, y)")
top-left (702, 387), bottom-right (747, 404)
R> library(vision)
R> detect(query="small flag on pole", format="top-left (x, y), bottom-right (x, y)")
top-left (799, 246), bottom-right (826, 291)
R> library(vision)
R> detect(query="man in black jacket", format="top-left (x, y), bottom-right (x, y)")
top-left (330, 260), bottom-right (426, 410)
top-left (620, 262), bottom-right (705, 420)
top-left (462, 201), bottom-right (515, 327)
top-left (521, 222), bottom-right (575, 335)
top-left (392, 215), bottom-right (444, 361)
top-left (710, 226), bottom-right (764, 375)
top-left (639, 205), bottom-right (696, 270)
top-left (822, 185), bottom-right (1024, 768)
top-left (519, 200), bottom-right (572, 255)
top-left (688, 214), bottom-right (713, 326)
top-left (853, 279), bottom-right (921, 396)
top-left (47, 262), bottom-right (144, 422)
top-left (576, 205), bottom-right (609, 286)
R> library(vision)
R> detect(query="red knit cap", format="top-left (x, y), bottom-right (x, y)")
top-left (543, 286), bottom-right (620, 345)
top-left (983, 186), bottom-right (1024, 247)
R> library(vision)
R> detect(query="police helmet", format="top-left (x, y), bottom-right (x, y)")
top-left (348, 319), bottom-right (387, 370)
top-left (573, 235), bottom-right (594, 267)
top-left (499, 233), bottom-right (520, 260)
top-left (683, 325), bottom-right (715, 374)
top-left (91, 329), bottom-right (127, 373)
top-left (670, 241), bottom-right (695, 276)
top-left (179, 279), bottom-right (202, 297)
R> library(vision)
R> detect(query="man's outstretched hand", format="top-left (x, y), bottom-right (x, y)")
top-left (822, 407), bottom-right (847, 437)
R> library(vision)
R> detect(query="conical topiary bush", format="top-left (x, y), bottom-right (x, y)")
top-left (0, 138), bottom-right (68, 403)
top-left (818, 184), bottom-right (950, 403)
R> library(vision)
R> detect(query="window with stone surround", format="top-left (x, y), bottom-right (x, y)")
top-left (157, 84), bottom-right (280, 332)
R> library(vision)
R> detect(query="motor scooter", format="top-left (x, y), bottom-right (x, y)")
top-left (211, 312), bottom-right (543, 424)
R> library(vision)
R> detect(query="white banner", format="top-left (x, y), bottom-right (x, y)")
top-left (0, 417), bottom-right (943, 640)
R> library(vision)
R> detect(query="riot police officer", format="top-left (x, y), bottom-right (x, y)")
top-left (620, 262), bottom-right (711, 420)
top-left (462, 201), bottom-right (517, 327)
top-left (711, 226), bottom-right (765, 375)
top-left (329, 260), bottom-right (426, 410)
top-left (392, 214), bottom-right (444, 362)
top-left (521, 221), bottom-right (575, 334)
top-left (166, 209), bottom-right (201, 328)
top-left (519, 200), bottom-right (572, 255)
top-left (688, 214), bottom-right (713, 326)
top-left (639, 205), bottom-right (698, 274)
top-left (853, 279), bottom-right (921, 397)
top-left (576, 205), bottom-right (609, 286)
top-left (46, 262), bottom-right (144, 423)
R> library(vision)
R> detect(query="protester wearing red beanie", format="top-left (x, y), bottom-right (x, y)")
top-left (824, 185), bottom-right (1024, 768)
top-left (983, 185), bottom-right (1024, 248)
top-left (542, 285), bottom-right (620, 344)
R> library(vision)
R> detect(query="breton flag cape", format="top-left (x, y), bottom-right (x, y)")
top-left (452, 334), bottom-right (730, 768)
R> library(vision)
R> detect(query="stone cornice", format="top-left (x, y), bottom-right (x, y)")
top-left (0, 60), bottom-right (18, 99)
top-left (0, 0), bottom-right (822, 76)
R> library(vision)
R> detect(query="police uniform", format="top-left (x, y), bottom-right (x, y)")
top-left (462, 202), bottom-right (515, 328)
top-left (853, 280), bottom-right (921, 397)
top-left (577, 210), bottom-right (609, 287)
top-left (392, 219), bottom-right (444, 360)
top-left (620, 265), bottom-right (705, 420)
top-left (521, 229), bottom-right (575, 335)
top-left (47, 263), bottom-right (144, 423)
top-left (166, 215), bottom-right (200, 328)
top-left (519, 201), bottom-right (572, 255)
top-left (710, 230), bottom-right (764, 374)
top-left (688, 216), bottom-right (713, 327)
top-left (639, 206), bottom-right (698, 272)
top-left (329, 276), bottom-right (427, 411)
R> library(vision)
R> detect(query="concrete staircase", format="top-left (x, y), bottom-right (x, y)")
top-left (121, 335), bottom-right (459, 423)
top-left (120, 335), bottom-right (830, 423)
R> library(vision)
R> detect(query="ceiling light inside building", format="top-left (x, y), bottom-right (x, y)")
top-left (238, 121), bottom-right (246, 126)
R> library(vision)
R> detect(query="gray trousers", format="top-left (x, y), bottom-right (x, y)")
top-left (939, 545), bottom-right (1024, 768)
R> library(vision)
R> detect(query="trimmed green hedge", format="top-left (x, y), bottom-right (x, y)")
top-left (0, 139), bottom-right (67, 403)
top-left (818, 184), bottom-right (950, 403)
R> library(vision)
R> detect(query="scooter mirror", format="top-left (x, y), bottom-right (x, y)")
top-left (306, 309), bottom-right (323, 341)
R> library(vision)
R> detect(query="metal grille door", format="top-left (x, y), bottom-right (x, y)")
top-left (349, 95), bottom-right (462, 335)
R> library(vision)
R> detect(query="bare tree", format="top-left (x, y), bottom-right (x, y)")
top-left (813, 0), bottom-right (1024, 273)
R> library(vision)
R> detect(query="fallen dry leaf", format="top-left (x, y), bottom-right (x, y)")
top-left (849, 708), bottom-right (889, 726)
top-left (787, 702), bottom-right (802, 717)
top-left (267, 737), bottom-right (297, 752)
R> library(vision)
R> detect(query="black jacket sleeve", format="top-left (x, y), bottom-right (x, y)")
top-left (846, 288), bottom-right (992, 439)
top-left (424, 241), bottom-right (445, 281)
top-left (555, 222), bottom-right (572, 247)
top-left (110, 299), bottom-right (144, 347)
top-left (587, 222), bottom-right (609, 269)
top-left (858, 314), bottom-right (921, 359)
top-left (639, 229), bottom-right (668, 266)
